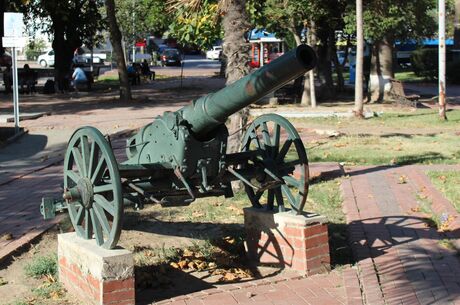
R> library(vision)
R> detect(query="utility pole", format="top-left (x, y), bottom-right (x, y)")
top-left (132, 0), bottom-right (136, 63)
top-left (439, 0), bottom-right (447, 120)
top-left (354, 0), bottom-right (364, 117)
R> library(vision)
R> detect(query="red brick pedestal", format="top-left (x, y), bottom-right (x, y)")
top-left (244, 208), bottom-right (330, 275)
top-left (58, 233), bottom-right (135, 305)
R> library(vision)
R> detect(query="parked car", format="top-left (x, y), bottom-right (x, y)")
top-left (73, 47), bottom-right (107, 64)
top-left (160, 48), bottom-right (182, 66)
top-left (206, 46), bottom-right (222, 60)
top-left (0, 51), bottom-right (12, 66)
top-left (37, 49), bottom-right (55, 67)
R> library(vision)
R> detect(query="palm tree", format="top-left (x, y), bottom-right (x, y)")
top-left (168, 0), bottom-right (251, 152)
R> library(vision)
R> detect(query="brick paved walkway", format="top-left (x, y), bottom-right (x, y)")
top-left (343, 164), bottom-right (460, 305)
top-left (152, 269), bottom-right (357, 305)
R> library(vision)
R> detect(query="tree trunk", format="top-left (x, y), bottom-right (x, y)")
top-left (330, 31), bottom-right (344, 92)
top-left (354, 0), bottom-right (364, 117)
top-left (222, 0), bottom-right (250, 154)
top-left (300, 23), bottom-right (317, 107)
top-left (455, 0), bottom-right (460, 48)
top-left (317, 37), bottom-right (334, 98)
top-left (368, 37), bottom-right (394, 103)
top-left (105, 0), bottom-right (132, 102)
top-left (51, 17), bottom-right (80, 92)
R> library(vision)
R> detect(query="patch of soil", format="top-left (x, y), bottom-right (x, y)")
top-left (0, 228), bottom-right (78, 305)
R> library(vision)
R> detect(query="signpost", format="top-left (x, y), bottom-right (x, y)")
top-left (3, 12), bottom-right (25, 134)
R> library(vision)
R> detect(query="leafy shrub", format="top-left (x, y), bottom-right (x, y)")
top-left (411, 48), bottom-right (456, 81)
top-left (24, 255), bottom-right (58, 278)
top-left (447, 60), bottom-right (460, 84)
top-left (411, 48), bottom-right (438, 80)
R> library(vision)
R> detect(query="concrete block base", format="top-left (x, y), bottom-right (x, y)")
top-left (58, 233), bottom-right (135, 305)
top-left (244, 208), bottom-right (330, 275)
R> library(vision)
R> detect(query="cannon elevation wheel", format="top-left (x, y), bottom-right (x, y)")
top-left (63, 126), bottom-right (123, 249)
top-left (241, 114), bottom-right (309, 214)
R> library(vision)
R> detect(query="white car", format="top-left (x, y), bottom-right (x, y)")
top-left (206, 46), bottom-right (222, 60)
top-left (37, 49), bottom-right (55, 67)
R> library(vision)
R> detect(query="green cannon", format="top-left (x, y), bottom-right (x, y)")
top-left (41, 45), bottom-right (317, 249)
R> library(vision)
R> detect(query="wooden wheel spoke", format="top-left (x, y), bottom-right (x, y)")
top-left (93, 184), bottom-right (114, 194)
top-left (281, 185), bottom-right (297, 207)
top-left (283, 175), bottom-right (301, 188)
top-left (80, 136), bottom-right (90, 177)
top-left (66, 170), bottom-right (80, 184)
top-left (267, 189), bottom-right (275, 210)
top-left (276, 139), bottom-right (292, 162)
top-left (72, 147), bottom-right (86, 177)
top-left (93, 204), bottom-right (111, 235)
top-left (261, 122), bottom-right (272, 147)
top-left (91, 156), bottom-right (106, 184)
top-left (88, 141), bottom-right (96, 179)
top-left (90, 209), bottom-right (104, 246)
top-left (275, 188), bottom-right (284, 207)
top-left (94, 194), bottom-right (115, 216)
top-left (76, 206), bottom-right (85, 224)
top-left (272, 123), bottom-right (281, 158)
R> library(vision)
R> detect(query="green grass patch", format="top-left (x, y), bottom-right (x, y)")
top-left (32, 281), bottom-right (64, 299)
top-left (295, 109), bottom-right (460, 132)
top-left (307, 133), bottom-right (460, 166)
top-left (24, 255), bottom-right (58, 279)
top-left (394, 71), bottom-right (426, 83)
top-left (427, 171), bottom-right (460, 213)
top-left (306, 178), bottom-right (351, 266)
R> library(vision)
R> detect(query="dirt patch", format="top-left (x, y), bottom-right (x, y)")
top-left (0, 228), bottom-right (78, 305)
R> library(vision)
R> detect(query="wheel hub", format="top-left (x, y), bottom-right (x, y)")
top-left (63, 178), bottom-right (94, 208)
top-left (77, 178), bottom-right (94, 208)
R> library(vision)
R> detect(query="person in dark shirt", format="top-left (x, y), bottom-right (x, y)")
top-left (140, 59), bottom-right (155, 81)
top-left (3, 64), bottom-right (12, 94)
top-left (20, 64), bottom-right (37, 94)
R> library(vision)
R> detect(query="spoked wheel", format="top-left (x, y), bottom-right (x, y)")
top-left (63, 126), bottom-right (123, 249)
top-left (241, 114), bottom-right (309, 214)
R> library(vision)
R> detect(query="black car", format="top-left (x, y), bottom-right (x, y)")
top-left (160, 48), bottom-right (182, 66)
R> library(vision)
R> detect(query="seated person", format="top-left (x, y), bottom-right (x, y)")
top-left (3, 65), bottom-right (12, 94)
top-left (71, 65), bottom-right (88, 92)
top-left (127, 63), bottom-right (141, 85)
top-left (19, 64), bottom-right (37, 94)
top-left (140, 59), bottom-right (155, 80)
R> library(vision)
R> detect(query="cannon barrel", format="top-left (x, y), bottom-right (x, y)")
top-left (180, 44), bottom-right (317, 136)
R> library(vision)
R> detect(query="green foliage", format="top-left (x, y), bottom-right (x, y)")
top-left (411, 48), bottom-right (460, 83)
top-left (427, 171), bottom-right (460, 213)
top-left (115, 0), bottom-right (169, 41)
top-left (168, 0), bottom-right (222, 49)
top-left (411, 48), bottom-right (438, 80)
top-left (24, 255), bottom-right (58, 279)
top-left (344, 0), bottom-right (437, 42)
top-left (32, 282), bottom-right (64, 299)
top-left (447, 60), bottom-right (460, 84)
top-left (24, 37), bottom-right (47, 60)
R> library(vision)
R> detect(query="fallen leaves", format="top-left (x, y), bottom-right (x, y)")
top-left (0, 232), bottom-right (13, 241)
top-left (398, 175), bottom-right (408, 184)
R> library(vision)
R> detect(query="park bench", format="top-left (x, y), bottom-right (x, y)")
top-left (388, 78), bottom-right (420, 107)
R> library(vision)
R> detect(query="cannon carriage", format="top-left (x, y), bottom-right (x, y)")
top-left (41, 45), bottom-right (317, 249)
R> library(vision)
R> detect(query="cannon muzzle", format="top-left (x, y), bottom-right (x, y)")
top-left (180, 44), bottom-right (317, 136)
